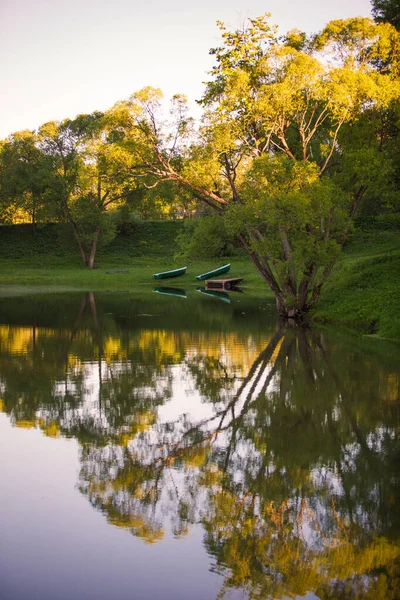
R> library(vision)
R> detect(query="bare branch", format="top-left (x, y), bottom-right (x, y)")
top-left (319, 117), bottom-right (345, 175)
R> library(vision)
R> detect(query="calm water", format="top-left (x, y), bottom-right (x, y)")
top-left (0, 290), bottom-right (399, 600)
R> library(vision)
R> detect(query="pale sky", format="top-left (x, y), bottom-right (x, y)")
top-left (0, 0), bottom-right (372, 140)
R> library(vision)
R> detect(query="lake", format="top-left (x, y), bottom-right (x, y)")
top-left (0, 290), bottom-right (399, 600)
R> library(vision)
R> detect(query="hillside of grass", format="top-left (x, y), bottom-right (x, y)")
top-left (0, 221), bottom-right (186, 260)
top-left (0, 219), bottom-right (399, 339)
top-left (314, 228), bottom-right (400, 339)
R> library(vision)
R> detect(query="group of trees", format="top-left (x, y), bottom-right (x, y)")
top-left (1, 5), bottom-right (400, 317)
top-left (0, 112), bottom-right (193, 267)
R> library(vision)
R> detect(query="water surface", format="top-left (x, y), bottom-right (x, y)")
top-left (0, 291), bottom-right (399, 600)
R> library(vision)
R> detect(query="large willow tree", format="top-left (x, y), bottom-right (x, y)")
top-left (125, 15), bottom-right (400, 319)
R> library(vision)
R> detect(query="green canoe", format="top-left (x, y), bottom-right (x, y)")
top-left (153, 266), bottom-right (187, 280)
top-left (154, 287), bottom-right (187, 299)
top-left (196, 287), bottom-right (231, 304)
top-left (195, 263), bottom-right (230, 281)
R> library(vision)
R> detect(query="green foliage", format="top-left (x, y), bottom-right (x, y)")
top-left (125, 181), bottom-right (198, 220)
top-left (57, 209), bottom-right (118, 261)
top-left (103, 219), bottom-right (186, 258)
top-left (0, 12), bottom-right (399, 314)
top-left (372, 0), bottom-right (400, 30)
top-left (131, 14), bottom-right (400, 318)
top-left (0, 130), bottom-right (55, 224)
top-left (0, 220), bottom-right (186, 260)
top-left (36, 112), bottom-right (143, 267)
top-left (174, 216), bottom-right (238, 260)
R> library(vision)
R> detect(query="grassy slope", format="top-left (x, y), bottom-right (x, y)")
top-left (0, 222), bottom-right (399, 339)
top-left (314, 229), bottom-right (400, 339)
top-left (0, 221), bottom-right (264, 292)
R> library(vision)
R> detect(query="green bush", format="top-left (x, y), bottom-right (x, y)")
top-left (174, 216), bottom-right (240, 260)
top-left (101, 219), bottom-right (186, 258)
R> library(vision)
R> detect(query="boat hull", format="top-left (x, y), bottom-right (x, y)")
top-left (153, 267), bottom-right (187, 280)
top-left (196, 287), bottom-right (231, 304)
top-left (154, 287), bottom-right (187, 298)
top-left (195, 263), bottom-right (230, 281)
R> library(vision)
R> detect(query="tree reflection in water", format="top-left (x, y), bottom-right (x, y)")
top-left (78, 324), bottom-right (400, 599)
top-left (0, 293), bottom-right (399, 599)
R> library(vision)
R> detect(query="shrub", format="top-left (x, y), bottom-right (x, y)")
top-left (175, 216), bottom-right (239, 260)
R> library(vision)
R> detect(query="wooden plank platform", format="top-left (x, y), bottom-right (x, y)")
top-left (205, 277), bottom-right (243, 290)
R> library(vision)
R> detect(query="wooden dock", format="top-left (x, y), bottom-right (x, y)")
top-left (205, 277), bottom-right (243, 290)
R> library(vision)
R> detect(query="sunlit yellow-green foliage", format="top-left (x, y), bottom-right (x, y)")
top-left (38, 419), bottom-right (61, 438)
top-left (200, 466), bottom-right (400, 599)
top-left (106, 504), bottom-right (164, 544)
top-left (1, 12), bottom-right (399, 316)
top-left (0, 8), bottom-right (399, 581)
top-left (0, 322), bottom-right (271, 376)
top-left (315, 17), bottom-right (400, 72)
top-left (139, 14), bottom-right (400, 317)
top-left (0, 129), bottom-right (54, 225)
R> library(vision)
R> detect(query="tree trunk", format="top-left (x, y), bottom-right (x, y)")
top-left (239, 232), bottom-right (310, 322)
top-left (70, 221), bottom-right (88, 266)
top-left (279, 300), bottom-right (309, 321)
top-left (31, 204), bottom-right (36, 234)
top-left (60, 190), bottom-right (88, 266)
top-left (88, 227), bottom-right (101, 269)
top-left (279, 225), bottom-right (297, 296)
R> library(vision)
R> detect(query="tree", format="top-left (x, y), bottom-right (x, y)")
top-left (126, 179), bottom-right (195, 219)
top-left (37, 118), bottom-right (93, 265)
top-left (369, 1), bottom-right (400, 218)
top-left (38, 110), bottom-right (138, 268)
top-left (371, 0), bottom-right (400, 29)
top-left (126, 17), bottom-right (400, 319)
top-left (0, 130), bottom-right (53, 227)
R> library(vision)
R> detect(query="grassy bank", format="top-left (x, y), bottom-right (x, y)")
top-left (0, 221), bottom-right (399, 339)
top-left (0, 257), bottom-right (262, 290)
top-left (0, 221), bottom-right (265, 292)
top-left (314, 229), bottom-right (400, 339)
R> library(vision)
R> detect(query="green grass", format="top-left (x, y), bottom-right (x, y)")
top-left (314, 230), bottom-right (400, 340)
top-left (0, 254), bottom-right (267, 295)
top-left (0, 221), bottom-right (399, 339)
top-left (0, 221), bottom-right (266, 292)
